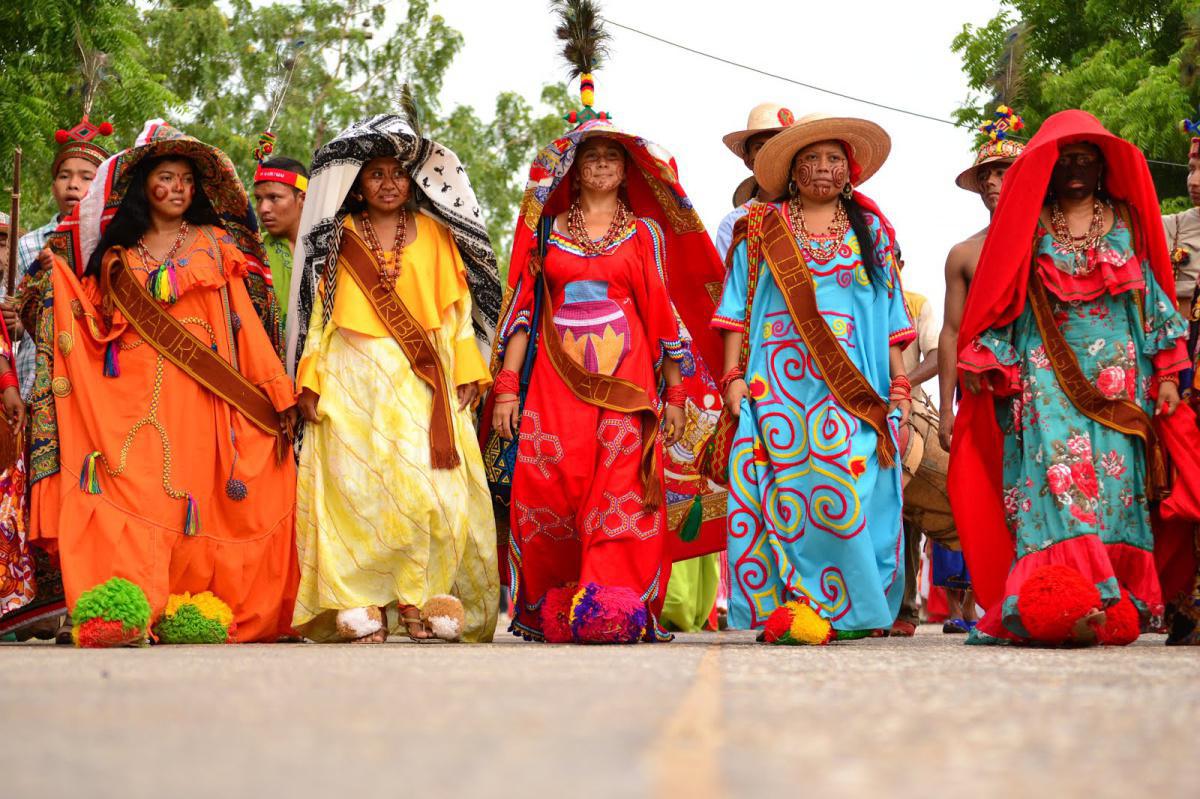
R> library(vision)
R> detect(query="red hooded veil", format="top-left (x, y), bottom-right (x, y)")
top-left (481, 118), bottom-right (729, 567)
top-left (949, 110), bottom-right (1200, 608)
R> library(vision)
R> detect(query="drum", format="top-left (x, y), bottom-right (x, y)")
top-left (900, 392), bottom-right (959, 550)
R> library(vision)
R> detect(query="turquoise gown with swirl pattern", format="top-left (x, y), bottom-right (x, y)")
top-left (713, 204), bottom-right (915, 632)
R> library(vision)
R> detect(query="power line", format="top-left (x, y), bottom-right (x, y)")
top-left (605, 18), bottom-right (1188, 170)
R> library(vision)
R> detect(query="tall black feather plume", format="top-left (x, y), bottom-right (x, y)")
top-left (553, 0), bottom-right (610, 78)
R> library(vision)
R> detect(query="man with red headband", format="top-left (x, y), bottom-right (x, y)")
top-left (951, 110), bottom-right (1194, 646)
top-left (252, 156), bottom-right (308, 322)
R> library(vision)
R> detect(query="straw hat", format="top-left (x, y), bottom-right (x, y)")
top-left (753, 113), bottom-right (891, 199)
top-left (722, 103), bottom-right (796, 159)
top-left (957, 105), bottom-right (1026, 193)
top-left (731, 176), bottom-right (758, 207)
top-left (955, 139), bottom-right (1023, 192)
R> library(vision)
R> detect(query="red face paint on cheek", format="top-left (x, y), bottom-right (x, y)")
top-left (795, 163), bottom-right (814, 187)
top-left (151, 184), bottom-right (171, 202)
top-left (831, 165), bottom-right (847, 187)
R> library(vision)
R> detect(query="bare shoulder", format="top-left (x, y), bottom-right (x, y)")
top-left (945, 232), bottom-right (986, 275)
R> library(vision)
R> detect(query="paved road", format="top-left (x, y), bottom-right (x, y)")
top-left (2, 625), bottom-right (1197, 799)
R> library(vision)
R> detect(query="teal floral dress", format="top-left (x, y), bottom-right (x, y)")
top-left (960, 217), bottom-right (1189, 642)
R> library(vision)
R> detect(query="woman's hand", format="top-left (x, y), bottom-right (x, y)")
top-left (492, 394), bottom-right (521, 441)
top-left (1157, 380), bottom-right (1181, 416)
top-left (1, 386), bottom-right (23, 431)
top-left (890, 398), bottom-right (911, 430)
top-left (938, 409), bottom-right (955, 451)
top-left (297, 387), bottom-right (321, 424)
top-left (724, 378), bottom-right (749, 418)
top-left (280, 406), bottom-right (299, 439)
top-left (1, 299), bottom-right (23, 339)
top-left (663, 404), bottom-right (686, 447)
top-left (457, 382), bottom-right (479, 412)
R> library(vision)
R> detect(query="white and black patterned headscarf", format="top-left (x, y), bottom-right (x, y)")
top-left (285, 114), bottom-right (500, 375)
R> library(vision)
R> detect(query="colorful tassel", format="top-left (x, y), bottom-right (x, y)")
top-left (678, 493), bottom-right (703, 543)
top-left (103, 340), bottom-right (121, 377)
top-left (147, 262), bottom-right (179, 304)
top-left (79, 451), bottom-right (102, 495)
top-left (184, 494), bottom-right (200, 536)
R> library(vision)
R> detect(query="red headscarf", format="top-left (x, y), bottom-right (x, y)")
top-left (949, 110), bottom-right (1181, 608)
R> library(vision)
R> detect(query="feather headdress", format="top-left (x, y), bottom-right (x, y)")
top-left (554, 0), bottom-right (612, 125)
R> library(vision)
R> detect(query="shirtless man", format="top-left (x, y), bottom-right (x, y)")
top-left (934, 118), bottom-right (1024, 631)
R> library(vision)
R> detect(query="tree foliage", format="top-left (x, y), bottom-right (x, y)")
top-left (951, 0), bottom-right (1200, 203)
top-left (0, 0), bottom-right (179, 222)
top-left (0, 0), bottom-right (567, 255)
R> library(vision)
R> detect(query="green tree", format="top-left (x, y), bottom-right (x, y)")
top-left (144, 0), bottom-right (567, 256)
top-left (0, 0), bottom-right (179, 222)
top-left (951, 0), bottom-right (1200, 207)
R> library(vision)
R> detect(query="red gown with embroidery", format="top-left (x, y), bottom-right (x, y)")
top-left (504, 218), bottom-right (684, 640)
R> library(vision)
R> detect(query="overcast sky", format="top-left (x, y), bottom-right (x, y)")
top-left (430, 0), bottom-right (1005, 343)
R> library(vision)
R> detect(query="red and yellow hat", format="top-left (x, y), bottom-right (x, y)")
top-left (253, 164), bottom-right (308, 192)
top-left (52, 115), bottom-right (113, 175)
top-left (956, 105), bottom-right (1026, 193)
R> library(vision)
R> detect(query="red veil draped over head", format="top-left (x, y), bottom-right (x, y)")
top-left (482, 118), bottom-right (729, 564)
top-left (949, 110), bottom-right (1200, 608)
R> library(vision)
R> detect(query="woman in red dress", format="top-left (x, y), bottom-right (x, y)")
top-left (493, 130), bottom-right (691, 643)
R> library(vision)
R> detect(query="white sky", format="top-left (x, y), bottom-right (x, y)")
top-left (432, 0), bottom-right (1006, 340)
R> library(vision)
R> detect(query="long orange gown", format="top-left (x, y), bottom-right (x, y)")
top-left (28, 226), bottom-right (299, 642)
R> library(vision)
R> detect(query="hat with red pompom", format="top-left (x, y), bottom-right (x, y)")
top-left (52, 115), bottom-right (113, 175)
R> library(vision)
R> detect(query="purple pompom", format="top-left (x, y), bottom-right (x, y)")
top-left (569, 583), bottom-right (647, 644)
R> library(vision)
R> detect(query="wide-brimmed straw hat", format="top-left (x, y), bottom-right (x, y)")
top-left (955, 138), bottom-right (1024, 193)
top-left (753, 113), bottom-right (891, 198)
top-left (722, 103), bottom-right (795, 159)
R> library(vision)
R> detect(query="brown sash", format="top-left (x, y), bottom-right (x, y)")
top-left (338, 228), bottom-right (460, 470)
top-left (1027, 272), bottom-right (1167, 498)
top-left (534, 259), bottom-right (663, 509)
top-left (755, 206), bottom-right (897, 468)
top-left (103, 247), bottom-right (282, 438)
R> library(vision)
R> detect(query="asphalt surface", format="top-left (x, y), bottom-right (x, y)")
top-left (2, 625), bottom-right (1197, 799)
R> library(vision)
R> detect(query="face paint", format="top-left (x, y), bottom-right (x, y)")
top-left (791, 141), bottom-right (849, 202)
top-left (576, 138), bottom-right (626, 194)
top-left (1051, 143), bottom-right (1102, 201)
top-left (151, 184), bottom-right (171, 202)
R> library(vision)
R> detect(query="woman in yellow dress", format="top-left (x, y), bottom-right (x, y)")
top-left (285, 115), bottom-right (501, 643)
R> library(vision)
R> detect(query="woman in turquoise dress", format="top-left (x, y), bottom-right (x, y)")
top-left (713, 115), bottom-right (915, 634)
top-left (953, 112), bottom-right (1190, 644)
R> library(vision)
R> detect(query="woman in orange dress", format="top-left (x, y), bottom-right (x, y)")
top-left (25, 122), bottom-right (298, 644)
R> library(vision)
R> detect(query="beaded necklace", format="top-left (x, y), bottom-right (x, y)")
top-left (136, 220), bottom-right (190, 269)
top-left (1049, 199), bottom-right (1107, 274)
top-left (566, 199), bottom-right (633, 256)
top-left (787, 197), bottom-right (849, 262)
top-left (359, 210), bottom-right (408, 288)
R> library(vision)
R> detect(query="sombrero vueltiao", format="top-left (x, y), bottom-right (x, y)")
top-left (753, 113), bottom-right (891, 199)
top-left (722, 103), bottom-right (795, 160)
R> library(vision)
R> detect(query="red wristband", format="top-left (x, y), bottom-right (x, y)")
top-left (494, 368), bottom-right (520, 396)
top-left (719, 368), bottom-right (745, 395)
top-left (665, 383), bottom-right (687, 408)
top-left (0, 369), bottom-right (17, 392)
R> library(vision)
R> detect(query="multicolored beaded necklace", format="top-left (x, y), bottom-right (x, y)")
top-left (566, 198), bottom-right (633, 256)
top-left (359, 210), bottom-right (408, 288)
top-left (1049, 199), bottom-right (1107, 273)
top-left (137, 220), bottom-right (190, 304)
top-left (787, 197), bottom-right (849, 262)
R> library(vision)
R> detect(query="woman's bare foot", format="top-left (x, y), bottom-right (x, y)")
top-left (399, 604), bottom-right (433, 640)
top-left (1069, 608), bottom-right (1106, 645)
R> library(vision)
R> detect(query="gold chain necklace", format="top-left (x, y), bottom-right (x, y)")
top-left (359, 210), bottom-right (407, 288)
top-left (566, 199), bottom-right (633, 256)
top-left (788, 197), bottom-right (849, 262)
top-left (1049, 200), bottom-right (1106, 273)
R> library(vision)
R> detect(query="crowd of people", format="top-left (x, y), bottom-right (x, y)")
top-left (1, 9), bottom-right (1199, 649)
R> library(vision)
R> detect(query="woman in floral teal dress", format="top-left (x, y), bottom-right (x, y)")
top-left (953, 111), bottom-right (1190, 644)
